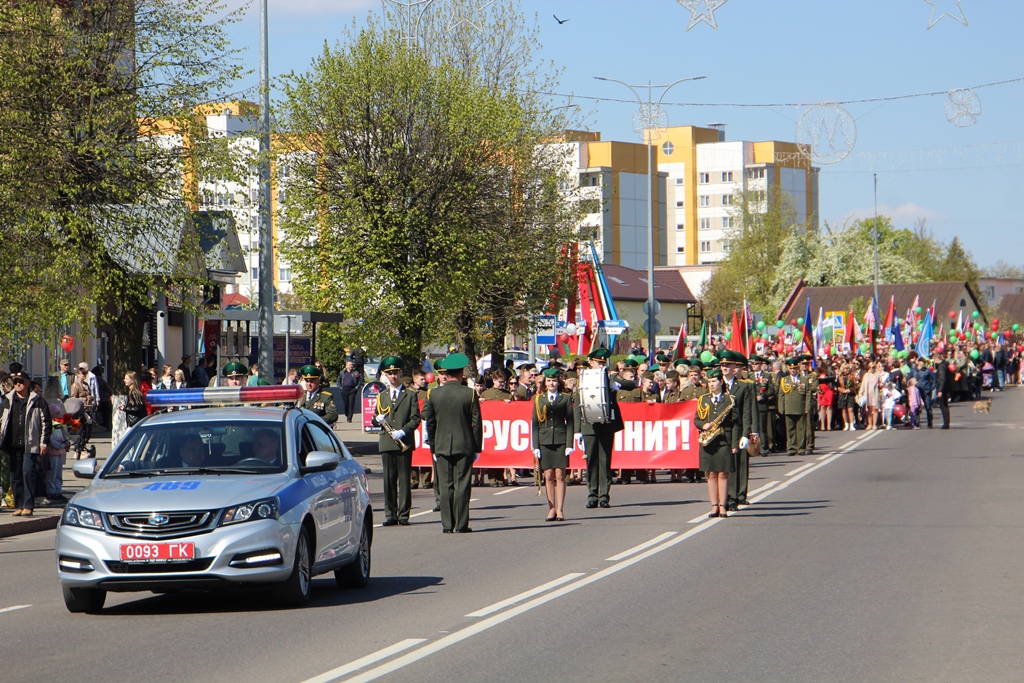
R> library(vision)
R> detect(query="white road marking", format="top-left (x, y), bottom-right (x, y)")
top-left (300, 639), bottom-right (428, 683)
top-left (494, 487), bottom-right (526, 496)
top-left (0, 605), bottom-right (31, 615)
top-left (785, 463), bottom-right (814, 477)
top-left (314, 432), bottom-right (881, 683)
top-left (748, 481), bottom-right (780, 497)
top-left (406, 497), bottom-right (480, 520)
top-left (605, 532), bottom-right (678, 561)
top-left (464, 572), bottom-right (586, 618)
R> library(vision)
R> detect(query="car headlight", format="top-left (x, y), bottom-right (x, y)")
top-left (221, 498), bottom-right (279, 526)
top-left (63, 505), bottom-right (104, 530)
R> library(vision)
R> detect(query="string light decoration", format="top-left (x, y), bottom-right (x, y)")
top-left (633, 103), bottom-right (670, 140)
top-left (924, 0), bottom-right (968, 29)
top-left (944, 88), bottom-right (982, 127)
top-left (383, 0), bottom-right (436, 46)
top-left (445, 0), bottom-right (496, 34)
top-left (677, 0), bottom-right (729, 31)
top-left (795, 104), bottom-right (857, 165)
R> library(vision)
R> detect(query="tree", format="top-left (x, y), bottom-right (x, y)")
top-left (0, 0), bottom-right (246, 379)
top-left (980, 260), bottom-right (1024, 280)
top-left (935, 237), bottom-right (981, 295)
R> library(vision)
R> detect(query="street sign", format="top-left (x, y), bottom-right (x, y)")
top-left (643, 318), bottom-right (662, 335)
top-left (274, 314), bottom-right (304, 335)
top-left (599, 319), bottom-right (629, 335)
top-left (643, 300), bottom-right (661, 316)
top-left (535, 315), bottom-right (556, 345)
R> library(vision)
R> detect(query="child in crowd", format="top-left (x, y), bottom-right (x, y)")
top-left (881, 381), bottom-right (902, 430)
top-left (906, 377), bottom-right (922, 430)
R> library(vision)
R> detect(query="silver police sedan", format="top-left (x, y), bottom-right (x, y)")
top-left (56, 385), bottom-right (373, 613)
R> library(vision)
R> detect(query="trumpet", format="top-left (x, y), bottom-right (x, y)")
top-left (376, 414), bottom-right (411, 452)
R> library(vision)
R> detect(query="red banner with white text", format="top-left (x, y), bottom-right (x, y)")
top-left (410, 400), bottom-right (699, 469)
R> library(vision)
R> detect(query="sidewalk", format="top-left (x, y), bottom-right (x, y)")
top-left (0, 412), bottom-right (385, 539)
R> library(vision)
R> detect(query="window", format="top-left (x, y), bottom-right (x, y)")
top-left (676, 246), bottom-right (685, 253)
top-left (700, 241), bottom-right (712, 253)
top-left (722, 195), bottom-right (733, 206)
top-left (279, 266), bottom-right (291, 282)
top-left (722, 217), bottom-right (734, 228)
top-left (984, 286), bottom-right (995, 299)
top-left (675, 177), bottom-right (684, 185)
top-left (698, 172), bottom-right (710, 184)
top-left (676, 200), bottom-right (684, 207)
top-left (746, 168), bottom-right (765, 180)
top-left (662, 141), bottom-right (674, 156)
top-left (722, 239), bottom-right (732, 253)
top-left (699, 195), bottom-right (710, 207)
top-left (676, 223), bottom-right (685, 231)
top-left (251, 267), bottom-right (259, 283)
top-left (579, 198), bottom-right (602, 214)
top-left (699, 218), bottom-right (711, 230)
top-left (721, 171), bottom-right (734, 182)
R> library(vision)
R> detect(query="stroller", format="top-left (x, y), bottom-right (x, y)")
top-left (981, 362), bottom-right (996, 391)
top-left (63, 397), bottom-right (97, 460)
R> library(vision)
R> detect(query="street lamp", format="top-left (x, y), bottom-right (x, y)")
top-left (257, 0), bottom-right (274, 382)
top-left (594, 76), bottom-right (705, 360)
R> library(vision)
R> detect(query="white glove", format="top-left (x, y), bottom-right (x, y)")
top-left (392, 429), bottom-right (406, 441)
top-left (738, 436), bottom-right (749, 450)
top-left (533, 448), bottom-right (542, 459)
top-left (372, 414), bottom-right (383, 425)
top-left (564, 448), bottom-right (573, 457)
top-left (574, 433), bottom-right (584, 449)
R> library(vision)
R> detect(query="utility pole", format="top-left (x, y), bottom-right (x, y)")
top-left (257, 0), bottom-right (274, 382)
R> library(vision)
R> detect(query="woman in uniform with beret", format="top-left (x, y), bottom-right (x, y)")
top-left (532, 367), bottom-right (574, 521)
top-left (694, 368), bottom-right (739, 518)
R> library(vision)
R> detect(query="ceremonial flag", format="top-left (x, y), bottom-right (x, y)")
top-left (865, 295), bottom-right (879, 332)
top-left (883, 296), bottom-right (896, 342)
top-left (915, 310), bottom-right (933, 358)
top-left (956, 309), bottom-right (963, 333)
top-left (728, 310), bottom-right (745, 355)
top-left (698, 319), bottom-right (708, 348)
top-left (801, 298), bottom-right (814, 364)
top-left (814, 307), bottom-right (824, 361)
top-left (672, 320), bottom-right (688, 360)
top-left (893, 313), bottom-right (905, 352)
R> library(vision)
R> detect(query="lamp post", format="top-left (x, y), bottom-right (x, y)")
top-left (257, 0), bottom-right (274, 382)
top-left (873, 173), bottom-right (880, 306)
top-left (594, 76), bottom-right (705, 361)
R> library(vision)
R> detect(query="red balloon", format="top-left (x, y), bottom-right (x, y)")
top-left (957, 332), bottom-right (965, 341)
top-left (893, 404), bottom-right (906, 420)
top-left (556, 333), bottom-right (570, 346)
top-left (948, 363), bottom-right (957, 372)
top-left (911, 332), bottom-right (919, 343)
top-left (948, 311), bottom-right (956, 319)
top-left (823, 344), bottom-right (832, 356)
top-left (425, 372), bottom-right (435, 384)
top-left (790, 318), bottom-right (797, 326)
top-left (993, 318), bottom-right (1000, 326)
top-left (60, 335), bottom-right (74, 353)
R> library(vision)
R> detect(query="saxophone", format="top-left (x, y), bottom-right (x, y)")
top-left (697, 393), bottom-right (735, 447)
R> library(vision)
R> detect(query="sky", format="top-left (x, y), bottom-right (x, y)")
top-left (221, 0), bottom-right (1023, 269)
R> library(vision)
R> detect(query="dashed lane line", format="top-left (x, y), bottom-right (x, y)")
top-left (464, 572), bottom-right (586, 618)
top-left (300, 639), bottom-right (428, 683)
top-left (0, 605), bottom-right (31, 615)
top-left (605, 532), bottom-right (678, 561)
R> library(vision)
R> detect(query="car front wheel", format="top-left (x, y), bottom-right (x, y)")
top-left (273, 526), bottom-right (312, 607)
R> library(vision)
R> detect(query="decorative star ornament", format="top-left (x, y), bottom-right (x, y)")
top-left (924, 0), bottom-right (968, 29)
top-left (677, 0), bottom-right (729, 31)
top-left (446, 0), bottom-right (496, 34)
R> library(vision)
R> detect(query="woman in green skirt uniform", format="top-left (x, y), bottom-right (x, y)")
top-left (532, 367), bottom-right (574, 522)
top-left (695, 368), bottom-right (740, 518)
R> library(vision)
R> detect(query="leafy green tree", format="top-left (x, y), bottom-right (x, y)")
top-left (935, 236), bottom-right (981, 295)
top-left (0, 0), bottom-right (246, 379)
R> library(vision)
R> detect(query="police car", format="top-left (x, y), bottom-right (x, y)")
top-left (55, 385), bottom-right (372, 613)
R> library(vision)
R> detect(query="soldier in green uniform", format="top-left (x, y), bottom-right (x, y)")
top-left (222, 361), bottom-right (248, 387)
top-left (640, 370), bottom-right (661, 403)
top-left (613, 368), bottom-right (645, 485)
top-left (408, 369), bottom-right (431, 490)
top-left (662, 370), bottom-right (686, 482)
top-left (654, 353), bottom-right (673, 375)
top-left (798, 355), bottom-right (818, 454)
top-left (750, 355), bottom-right (776, 454)
top-left (422, 353), bottom-right (482, 533)
top-left (573, 348), bottom-right (624, 508)
top-left (695, 368), bottom-right (740, 518)
top-left (532, 367), bottom-right (574, 521)
top-left (778, 358), bottom-right (808, 455)
top-left (719, 350), bottom-right (756, 510)
top-left (677, 361), bottom-right (706, 483)
top-left (298, 365), bottom-right (338, 425)
top-left (480, 368), bottom-right (513, 486)
top-left (373, 357), bottom-right (421, 526)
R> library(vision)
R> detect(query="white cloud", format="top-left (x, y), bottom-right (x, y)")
top-left (224, 0), bottom-right (376, 15)
top-left (837, 203), bottom-right (946, 227)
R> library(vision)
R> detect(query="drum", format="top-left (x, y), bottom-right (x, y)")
top-left (577, 368), bottom-right (610, 424)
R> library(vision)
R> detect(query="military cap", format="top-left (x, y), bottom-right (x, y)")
top-left (222, 361), bottom-right (248, 378)
top-left (380, 356), bottom-right (403, 373)
top-left (796, 354), bottom-right (813, 362)
top-left (689, 359), bottom-right (703, 370)
top-left (785, 357), bottom-right (801, 366)
top-left (623, 358), bottom-right (640, 368)
top-left (706, 358), bottom-right (721, 369)
top-left (642, 370), bottom-right (656, 381)
top-left (655, 353), bottom-right (672, 364)
top-left (629, 354), bottom-right (649, 366)
top-left (706, 368), bottom-right (723, 379)
top-left (300, 364), bottom-right (321, 380)
top-left (718, 349), bottom-right (747, 366)
top-left (673, 358), bottom-right (690, 368)
top-left (542, 367), bottom-right (561, 379)
top-left (436, 352), bottom-right (469, 371)
top-left (564, 370), bottom-right (578, 380)
top-left (750, 354), bottom-right (768, 363)
top-left (588, 347), bottom-right (612, 360)
top-left (666, 370), bottom-right (679, 380)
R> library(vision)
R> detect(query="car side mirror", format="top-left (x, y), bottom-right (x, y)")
top-left (301, 450), bottom-right (340, 474)
top-left (73, 459), bottom-right (98, 479)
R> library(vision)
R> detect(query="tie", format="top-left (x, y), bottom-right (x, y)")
top-left (549, 393), bottom-right (556, 403)
top-left (392, 389), bottom-right (399, 402)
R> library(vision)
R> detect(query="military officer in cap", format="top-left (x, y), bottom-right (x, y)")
top-left (532, 367), bottom-right (574, 521)
top-left (678, 360), bottom-right (708, 483)
top-left (222, 361), bottom-right (248, 387)
top-left (662, 370), bottom-right (688, 482)
top-left (719, 350), bottom-right (756, 510)
top-left (573, 348), bottom-right (624, 508)
top-left (374, 357), bottom-right (421, 526)
top-left (779, 358), bottom-right (808, 455)
top-left (750, 355), bottom-right (776, 453)
top-left (299, 365), bottom-right (338, 425)
top-left (422, 353), bottom-right (482, 533)
top-left (695, 368), bottom-right (739, 518)
top-left (654, 353), bottom-right (673, 374)
top-left (480, 368), bottom-right (514, 486)
top-left (798, 355), bottom-right (818, 454)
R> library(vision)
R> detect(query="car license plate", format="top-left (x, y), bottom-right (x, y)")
top-left (119, 542), bottom-right (195, 562)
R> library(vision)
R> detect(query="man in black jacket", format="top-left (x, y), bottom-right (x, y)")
top-left (933, 356), bottom-right (951, 429)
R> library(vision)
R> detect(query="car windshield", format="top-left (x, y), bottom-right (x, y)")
top-left (103, 420), bottom-right (287, 477)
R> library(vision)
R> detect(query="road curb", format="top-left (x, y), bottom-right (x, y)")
top-left (0, 514), bottom-right (60, 539)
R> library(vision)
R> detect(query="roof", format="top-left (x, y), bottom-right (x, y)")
top-left (222, 292), bottom-right (250, 309)
top-left (997, 293), bottom-right (1024, 324)
top-left (778, 279), bottom-right (986, 324)
top-left (599, 263), bottom-right (697, 305)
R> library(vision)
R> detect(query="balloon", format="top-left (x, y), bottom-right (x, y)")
top-left (990, 331), bottom-right (998, 340)
top-left (797, 317), bottom-right (804, 326)
top-left (889, 349), bottom-right (897, 357)
top-left (914, 306), bottom-right (922, 314)
top-left (823, 344), bottom-right (831, 356)
top-left (912, 332), bottom-right (919, 343)
top-left (899, 350), bottom-right (909, 359)
top-left (900, 364), bottom-right (910, 375)
top-left (948, 311), bottom-right (956, 319)
top-left (957, 332), bottom-right (965, 341)
top-left (566, 323), bottom-right (577, 335)
top-left (893, 404), bottom-right (906, 420)
top-left (425, 372), bottom-right (435, 384)
top-left (700, 351), bottom-right (714, 364)
top-left (725, 332), bottom-right (732, 340)
top-left (793, 331), bottom-right (802, 341)
top-left (556, 333), bottom-right (570, 347)
top-left (60, 335), bottom-right (74, 353)
top-left (1014, 324), bottom-right (1021, 332)
top-left (971, 311), bottom-right (980, 319)
top-left (756, 320), bottom-right (766, 331)
top-left (993, 318), bottom-right (1000, 326)
top-left (776, 320), bottom-right (784, 328)
top-left (970, 349), bottom-right (979, 360)
top-left (790, 319), bottom-right (797, 326)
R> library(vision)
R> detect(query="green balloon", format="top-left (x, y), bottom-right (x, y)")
top-left (700, 350), bottom-right (714, 364)
top-left (970, 349), bottom-right (979, 360)
top-left (889, 349), bottom-right (897, 357)
top-left (1014, 324), bottom-right (1021, 332)
top-left (797, 317), bottom-right (804, 326)
top-left (898, 350), bottom-right (909, 359)
top-left (776, 320), bottom-right (784, 328)
top-left (793, 331), bottom-right (802, 341)
top-left (915, 306), bottom-right (922, 314)
top-left (900, 364), bottom-right (910, 375)
top-left (756, 320), bottom-right (766, 331)
top-left (859, 343), bottom-right (870, 353)
top-left (971, 310), bottom-right (980, 319)
top-left (725, 332), bottom-right (732, 340)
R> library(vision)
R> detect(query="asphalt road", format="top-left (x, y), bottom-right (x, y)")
top-left (4, 390), bottom-right (1024, 683)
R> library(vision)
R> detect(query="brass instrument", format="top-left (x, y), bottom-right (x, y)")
top-left (376, 413), bottom-right (411, 452)
top-left (697, 393), bottom-right (735, 447)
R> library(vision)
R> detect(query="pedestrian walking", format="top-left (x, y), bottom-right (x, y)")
top-left (337, 360), bottom-right (362, 423)
top-left (0, 372), bottom-right (52, 517)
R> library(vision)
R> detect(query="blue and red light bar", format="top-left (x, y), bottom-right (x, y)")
top-left (146, 384), bottom-right (304, 408)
